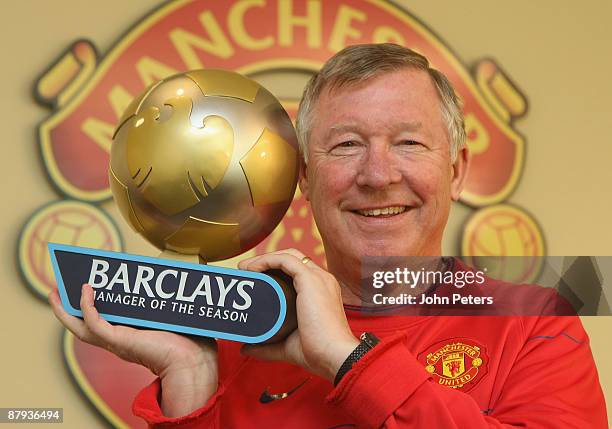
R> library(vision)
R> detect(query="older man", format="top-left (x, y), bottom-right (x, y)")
top-left (49, 44), bottom-right (607, 428)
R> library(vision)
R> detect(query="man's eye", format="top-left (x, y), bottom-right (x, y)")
top-left (399, 140), bottom-right (420, 146)
top-left (330, 140), bottom-right (361, 156)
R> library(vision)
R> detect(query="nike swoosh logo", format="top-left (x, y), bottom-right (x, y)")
top-left (259, 378), bottom-right (310, 404)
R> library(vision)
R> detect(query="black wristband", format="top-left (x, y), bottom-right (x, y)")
top-left (333, 332), bottom-right (380, 386)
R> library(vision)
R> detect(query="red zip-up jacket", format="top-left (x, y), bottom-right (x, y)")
top-left (132, 303), bottom-right (607, 428)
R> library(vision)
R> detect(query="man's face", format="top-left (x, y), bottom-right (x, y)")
top-left (300, 68), bottom-right (468, 280)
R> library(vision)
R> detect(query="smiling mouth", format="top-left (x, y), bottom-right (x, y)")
top-left (353, 206), bottom-right (407, 217)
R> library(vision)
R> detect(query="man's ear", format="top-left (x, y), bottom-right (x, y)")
top-left (298, 157), bottom-right (310, 201)
top-left (450, 145), bottom-right (470, 201)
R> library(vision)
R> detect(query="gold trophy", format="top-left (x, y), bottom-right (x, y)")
top-left (103, 69), bottom-right (298, 342)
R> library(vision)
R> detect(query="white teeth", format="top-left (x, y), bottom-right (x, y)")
top-left (357, 206), bottom-right (406, 217)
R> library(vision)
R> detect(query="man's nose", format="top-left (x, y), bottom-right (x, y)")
top-left (355, 144), bottom-right (402, 188)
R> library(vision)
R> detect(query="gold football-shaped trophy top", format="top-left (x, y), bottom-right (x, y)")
top-left (109, 69), bottom-right (299, 262)
top-left (126, 98), bottom-right (234, 215)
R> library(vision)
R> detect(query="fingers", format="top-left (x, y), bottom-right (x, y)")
top-left (48, 284), bottom-right (125, 351)
top-left (239, 248), bottom-right (304, 268)
top-left (270, 248), bottom-right (308, 261)
top-left (238, 249), bottom-right (325, 277)
top-left (242, 253), bottom-right (317, 291)
top-left (48, 286), bottom-right (91, 341)
top-left (79, 284), bottom-right (122, 349)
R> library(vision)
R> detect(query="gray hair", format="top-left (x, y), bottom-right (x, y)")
top-left (295, 43), bottom-right (466, 163)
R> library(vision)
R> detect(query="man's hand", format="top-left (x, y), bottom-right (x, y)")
top-left (48, 284), bottom-right (218, 417)
top-left (238, 249), bottom-right (359, 382)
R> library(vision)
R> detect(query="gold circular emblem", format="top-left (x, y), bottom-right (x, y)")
top-left (425, 365), bottom-right (435, 373)
top-left (461, 204), bottom-right (545, 283)
top-left (472, 358), bottom-right (482, 367)
top-left (18, 200), bottom-right (122, 299)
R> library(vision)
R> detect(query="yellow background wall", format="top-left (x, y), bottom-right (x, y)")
top-left (0, 0), bottom-right (610, 426)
